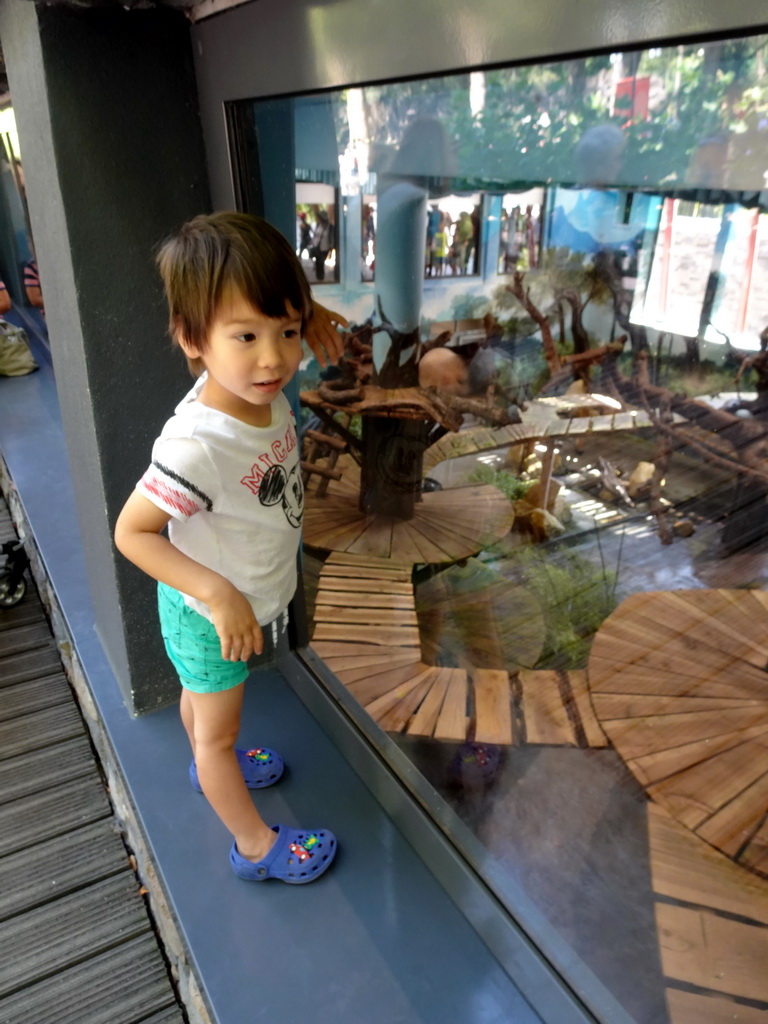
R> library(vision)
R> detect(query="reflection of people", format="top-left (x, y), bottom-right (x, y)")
top-left (297, 211), bottom-right (312, 257)
top-left (431, 216), bottom-right (449, 276)
top-left (574, 124), bottom-right (626, 187)
top-left (24, 259), bottom-right (43, 313)
top-left (0, 278), bottom-right (11, 315)
top-left (114, 212), bottom-right (337, 885)
top-left (311, 210), bottom-right (334, 281)
top-left (456, 211), bottom-right (474, 274)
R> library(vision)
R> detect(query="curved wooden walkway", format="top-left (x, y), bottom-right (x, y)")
top-left (0, 501), bottom-right (183, 1024)
top-left (588, 589), bottom-right (768, 880)
top-left (303, 455), bottom-right (513, 563)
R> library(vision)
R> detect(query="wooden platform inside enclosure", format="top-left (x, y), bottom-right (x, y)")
top-left (589, 589), bottom-right (768, 880)
top-left (303, 455), bottom-right (513, 562)
top-left (310, 552), bottom-right (611, 748)
top-left (0, 502), bottom-right (184, 1024)
top-left (421, 401), bottom-right (658, 475)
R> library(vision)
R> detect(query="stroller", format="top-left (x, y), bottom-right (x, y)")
top-left (0, 539), bottom-right (29, 606)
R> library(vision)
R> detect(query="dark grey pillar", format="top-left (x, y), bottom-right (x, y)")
top-left (0, 0), bottom-right (211, 713)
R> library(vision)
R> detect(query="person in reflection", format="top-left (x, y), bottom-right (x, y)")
top-left (24, 258), bottom-right (44, 315)
top-left (115, 213), bottom-right (345, 885)
top-left (310, 208), bottom-right (334, 281)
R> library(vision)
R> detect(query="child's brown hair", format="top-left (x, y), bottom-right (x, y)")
top-left (157, 212), bottom-right (313, 375)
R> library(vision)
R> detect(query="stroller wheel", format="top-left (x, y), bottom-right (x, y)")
top-left (0, 576), bottom-right (26, 606)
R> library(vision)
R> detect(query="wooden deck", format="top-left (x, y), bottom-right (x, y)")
top-left (303, 455), bottom-right (514, 562)
top-left (0, 501), bottom-right (184, 1024)
top-left (589, 589), bottom-right (768, 880)
top-left (309, 545), bottom-right (768, 1021)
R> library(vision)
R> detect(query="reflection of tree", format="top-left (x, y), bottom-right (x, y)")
top-left (353, 35), bottom-right (768, 193)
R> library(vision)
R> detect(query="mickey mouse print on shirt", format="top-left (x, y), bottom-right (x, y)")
top-left (258, 463), bottom-right (303, 528)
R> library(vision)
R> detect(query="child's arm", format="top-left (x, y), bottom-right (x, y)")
top-left (114, 490), bottom-right (263, 661)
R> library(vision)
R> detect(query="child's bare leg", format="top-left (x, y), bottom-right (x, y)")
top-left (187, 685), bottom-right (277, 863)
top-left (180, 687), bottom-right (196, 756)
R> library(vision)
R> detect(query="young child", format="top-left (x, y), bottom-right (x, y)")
top-left (115, 212), bottom-right (337, 885)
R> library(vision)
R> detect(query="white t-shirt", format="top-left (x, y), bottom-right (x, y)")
top-left (137, 375), bottom-right (303, 626)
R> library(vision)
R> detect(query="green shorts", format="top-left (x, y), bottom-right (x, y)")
top-left (157, 582), bottom-right (289, 693)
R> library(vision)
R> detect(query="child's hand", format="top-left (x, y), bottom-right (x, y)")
top-left (208, 583), bottom-right (263, 662)
top-left (305, 301), bottom-right (347, 367)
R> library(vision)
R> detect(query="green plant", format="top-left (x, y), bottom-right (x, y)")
top-left (505, 545), bottom-right (618, 668)
top-left (468, 464), bottom-right (534, 502)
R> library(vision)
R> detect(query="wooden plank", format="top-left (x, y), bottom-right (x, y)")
top-left (0, 620), bottom-right (54, 658)
top-left (315, 577), bottom-right (413, 595)
top-left (313, 605), bottom-right (418, 627)
top-left (310, 640), bottom-right (411, 658)
top-left (389, 519), bottom-right (443, 565)
top-left (626, 607), bottom-right (768, 671)
top-left (0, 932), bottom-right (180, 1024)
top-left (377, 669), bottom-right (439, 733)
top-left (406, 514), bottom-right (479, 563)
top-left (589, 640), bottom-right (768, 699)
top-left (321, 649), bottom-right (418, 675)
top-left (0, 736), bottom-right (98, 805)
top-left (739, 817), bottom-right (768, 876)
top-left (648, 736), bottom-right (768, 830)
top-left (0, 702), bottom-right (85, 761)
top-left (591, 621), bottom-right (746, 681)
top-left (473, 669), bottom-right (513, 745)
top-left (0, 820), bottom-right (128, 921)
top-left (696, 771), bottom-right (768, 858)
top-left (629, 724), bottom-right (768, 787)
top-left (434, 669), bottom-right (469, 742)
top-left (0, 774), bottom-right (112, 858)
top-left (315, 587), bottom-right (416, 609)
top-left (0, 873), bottom-right (150, 997)
top-left (604, 707), bottom-right (766, 761)
top-left (345, 661), bottom-right (427, 706)
top-left (303, 515), bottom-right (370, 551)
top-left (592, 693), bottom-right (763, 719)
top-left (0, 646), bottom-right (63, 687)
top-left (666, 988), bottom-right (768, 1024)
top-left (407, 667), bottom-right (455, 738)
top-left (568, 670), bottom-right (608, 748)
top-left (331, 654), bottom-right (423, 685)
top-left (326, 551), bottom-right (410, 571)
top-left (520, 670), bottom-right (577, 746)
top-left (344, 516), bottom-right (395, 559)
top-left (319, 563), bottom-right (411, 581)
top-left (642, 590), bottom-right (768, 667)
top-left (0, 672), bottom-right (72, 721)
top-left (649, 804), bottom-right (768, 925)
top-left (656, 903), bottom-right (768, 1003)
top-left (364, 667), bottom-right (436, 722)
top-left (311, 623), bottom-right (421, 646)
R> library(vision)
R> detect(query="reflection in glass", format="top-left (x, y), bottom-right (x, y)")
top-left (234, 31), bottom-right (768, 1024)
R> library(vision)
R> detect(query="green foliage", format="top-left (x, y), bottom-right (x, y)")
top-left (503, 546), bottom-right (618, 669)
top-left (468, 464), bottom-right (533, 502)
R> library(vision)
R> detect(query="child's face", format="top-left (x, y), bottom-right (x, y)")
top-left (184, 289), bottom-right (303, 426)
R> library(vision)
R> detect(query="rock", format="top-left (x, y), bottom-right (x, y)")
top-left (672, 518), bottom-right (695, 537)
top-left (530, 507), bottom-right (566, 541)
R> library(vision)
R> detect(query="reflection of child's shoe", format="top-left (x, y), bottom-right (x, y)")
top-left (230, 825), bottom-right (337, 884)
top-left (449, 743), bottom-right (501, 787)
top-left (189, 747), bottom-right (284, 792)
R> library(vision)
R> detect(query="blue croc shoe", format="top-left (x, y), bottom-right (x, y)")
top-left (230, 825), bottom-right (337, 884)
top-left (189, 747), bottom-right (284, 793)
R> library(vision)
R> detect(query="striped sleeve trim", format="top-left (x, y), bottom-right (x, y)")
top-left (139, 460), bottom-right (213, 518)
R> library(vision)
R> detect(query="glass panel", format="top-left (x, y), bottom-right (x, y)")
top-left (231, 32), bottom-right (768, 1024)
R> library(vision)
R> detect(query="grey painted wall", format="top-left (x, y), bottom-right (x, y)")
top-left (0, 0), bottom-right (210, 713)
top-left (192, 0), bottom-right (768, 210)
